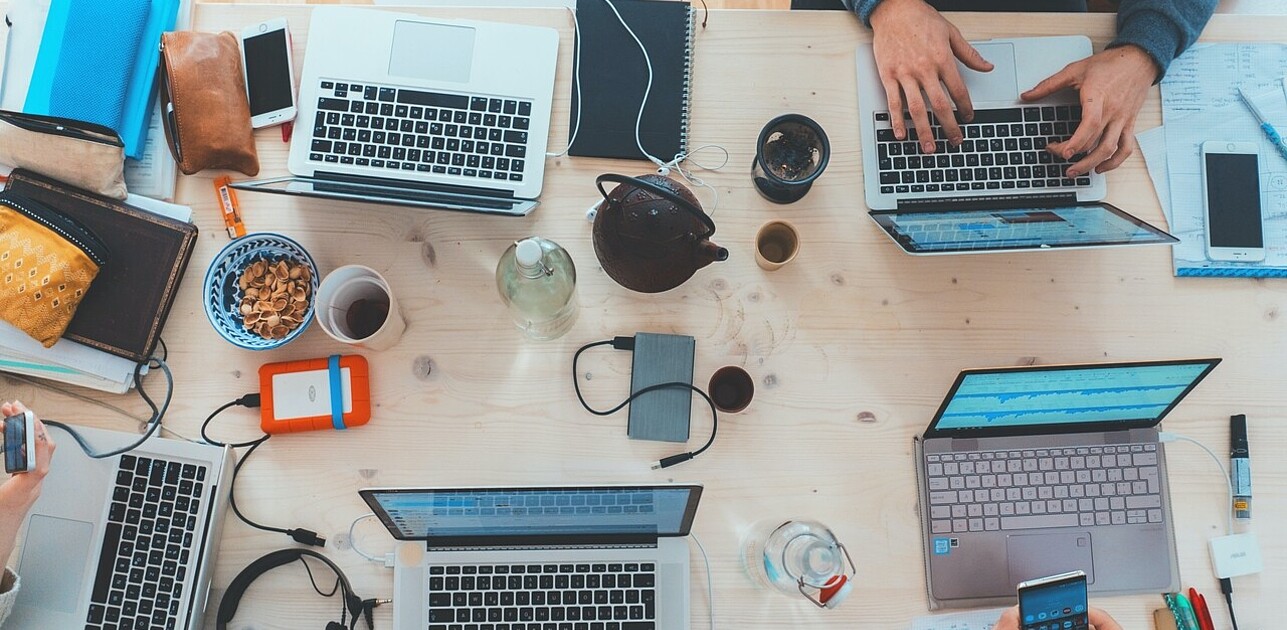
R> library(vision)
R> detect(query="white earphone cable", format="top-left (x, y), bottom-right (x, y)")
top-left (545, 6), bottom-right (583, 158)
top-left (1159, 431), bottom-right (1234, 535)
top-left (689, 533), bottom-right (716, 630)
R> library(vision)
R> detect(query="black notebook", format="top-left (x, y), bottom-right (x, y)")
top-left (569, 0), bottom-right (695, 161)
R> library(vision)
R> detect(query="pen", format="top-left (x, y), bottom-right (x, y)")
top-left (1168, 592), bottom-right (1202, 630)
top-left (1188, 588), bottom-right (1215, 630)
top-left (1238, 86), bottom-right (1287, 164)
top-left (1230, 414), bottom-right (1251, 520)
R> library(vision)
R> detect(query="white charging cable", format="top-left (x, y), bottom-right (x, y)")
top-left (348, 512), bottom-right (395, 567)
top-left (546, 6), bottom-right (583, 159)
top-left (1158, 431), bottom-right (1234, 535)
top-left (689, 533), bottom-right (716, 630)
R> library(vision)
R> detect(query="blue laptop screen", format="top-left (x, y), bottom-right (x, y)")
top-left (878, 204), bottom-right (1175, 253)
top-left (367, 487), bottom-right (697, 539)
top-left (933, 362), bottom-right (1213, 430)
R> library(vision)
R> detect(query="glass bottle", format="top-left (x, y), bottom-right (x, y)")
top-left (496, 237), bottom-right (578, 340)
top-left (742, 519), bottom-right (854, 607)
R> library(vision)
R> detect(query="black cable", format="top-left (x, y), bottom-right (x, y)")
top-left (201, 394), bottom-right (264, 448)
top-left (298, 556), bottom-right (341, 597)
top-left (1220, 577), bottom-right (1238, 630)
top-left (44, 356), bottom-right (173, 459)
top-left (572, 337), bottom-right (718, 469)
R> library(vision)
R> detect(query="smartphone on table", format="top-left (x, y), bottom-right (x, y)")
top-left (240, 18), bottom-right (298, 129)
top-left (1017, 570), bottom-right (1089, 630)
top-left (1201, 141), bottom-right (1265, 262)
top-left (3, 410), bottom-right (36, 474)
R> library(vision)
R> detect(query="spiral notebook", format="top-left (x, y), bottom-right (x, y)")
top-left (568, 0), bottom-right (694, 161)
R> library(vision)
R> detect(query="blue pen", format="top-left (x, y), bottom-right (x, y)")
top-left (1238, 86), bottom-right (1287, 164)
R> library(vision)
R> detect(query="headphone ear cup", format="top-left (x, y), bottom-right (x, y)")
top-left (326, 622), bottom-right (348, 630)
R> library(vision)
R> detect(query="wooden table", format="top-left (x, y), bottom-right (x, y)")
top-left (9, 5), bottom-right (1285, 629)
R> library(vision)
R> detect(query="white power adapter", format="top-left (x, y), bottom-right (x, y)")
top-left (1209, 531), bottom-right (1263, 578)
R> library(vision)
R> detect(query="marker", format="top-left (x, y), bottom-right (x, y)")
top-left (1238, 86), bottom-right (1287, 164)
top-left (1230, 414), bottom-right (1251, 520)
top-left (1187, 588), bottom-right (1215, 630)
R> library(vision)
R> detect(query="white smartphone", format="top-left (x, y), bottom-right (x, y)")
top-left (1017, 570), bottom-right (1089, 630)
top-left (3, 410), bottom-right (36, 474)
top-left (240, 18), bottom-right (297, 129)
top-left (1201, 141), bottom-right (1265, 262)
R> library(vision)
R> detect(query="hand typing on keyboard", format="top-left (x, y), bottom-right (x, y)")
top-left (1021, 46), bottom-right (1158, 177)
top-left (994, 605), bottom-right (1122, 630)
top-left (868, 0), bottom-right (994, 153)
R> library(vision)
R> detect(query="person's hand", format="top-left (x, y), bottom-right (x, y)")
top-left (0, 401), bottom-right (55, 567)
top-left (1021, 45), bottom-right (1157, 177)
top-left (870, 0), bottom-right (994, 153)
top-left (995, 605), bottom-right (1124, 630)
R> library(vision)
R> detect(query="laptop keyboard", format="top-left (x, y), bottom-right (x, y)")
top-left (428, 562), bottom-right (658, 630)
top-left (86, 454), bottom-right (207, 630)
top-left (926, 443), bottom-right (1162, 535)
top-left (311, 79), bottom-right (532, 183)
top-left (874, 107), bottom-right (1092, 195)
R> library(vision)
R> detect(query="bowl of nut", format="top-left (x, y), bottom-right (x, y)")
top-left (203, 233), bottom-right (319, 350)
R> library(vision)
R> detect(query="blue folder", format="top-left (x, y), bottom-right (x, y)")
top-left (25, 0), bottom-right (180, 160)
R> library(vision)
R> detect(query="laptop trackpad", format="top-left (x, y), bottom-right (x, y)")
top-left (1006, 532), bottom-right (1094, 586)
top-left (17, 515), bottom-right (95, 613)
top-left (390, 21), bottom-right (476, 84)
top-left (958, 43), bottom-right (1018, 102)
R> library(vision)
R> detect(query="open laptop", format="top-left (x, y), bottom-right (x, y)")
top-left (9, 425), bottom-right (233, 629)
top-left (913, 359), bottom-right (1220, 609)
top-left (233, 7), bottom-right (559, 216)
top-left (856, 36), bottom-right (1178, 254)
top-left (361, 484), bottom-right (702, 630)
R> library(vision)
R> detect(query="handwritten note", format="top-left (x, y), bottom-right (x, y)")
top-left (911, 608), bottom-right (1007, 630)
top-left (1161, 43), bottom-right (1287, 121)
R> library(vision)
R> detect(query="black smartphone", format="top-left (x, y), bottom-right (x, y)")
top-left (3, 411), bottom-right (36, 474)
top-left (1017, 570), bottom-right (1089, 630)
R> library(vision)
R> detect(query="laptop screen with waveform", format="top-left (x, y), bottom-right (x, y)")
top-left (928, 360), bottom-right (1220, 434)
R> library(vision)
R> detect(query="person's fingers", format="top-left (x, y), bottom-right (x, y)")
top-left (926, 81), bottom-right (963, 145)
top-left (949, 29), bottom-right (994, 73)
top-left (11, 400), bottom-right (28, 414)
top-left (33, 418), bottom-right (54, 477)
top-left (1068, 120), bottom-right (1124, 176)
top-left (1088, 608), bottom-right (1123, 630)
top-left (1022, 64), bottom-right (1077, 102)
top-left (899, 77), bottom-right (936, 153)
top-left (881, 75), bottom-right (908, 140)
top-left (1050, 95), bottom-right (1104, 160)
top-left (941, 65), bottom-right (975, 126)
top-left (1, 401), bottom-right (15, 417)
top-left (1094, 127), bottom-right (1136, 173)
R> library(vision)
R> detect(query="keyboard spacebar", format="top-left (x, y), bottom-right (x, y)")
top-left (1000, 514), bottom-right (1079, 530)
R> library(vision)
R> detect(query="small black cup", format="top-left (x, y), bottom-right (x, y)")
top-left (709, 366), bottom-right (754, 413)
top-left (752, 114), bottom-right (830, 204)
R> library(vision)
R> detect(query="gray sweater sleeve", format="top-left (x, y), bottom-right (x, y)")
top-left (0, 568), bottom-right (18, 627)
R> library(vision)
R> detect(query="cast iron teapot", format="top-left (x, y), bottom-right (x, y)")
top-left (593, 173), bottom-right (728, 293)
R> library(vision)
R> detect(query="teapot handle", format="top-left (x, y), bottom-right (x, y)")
top-left (595, 173), bottom-right (715, 238)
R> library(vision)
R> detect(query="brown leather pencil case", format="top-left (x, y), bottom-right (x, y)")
top-left (159, 31), bottom-right (259, 176)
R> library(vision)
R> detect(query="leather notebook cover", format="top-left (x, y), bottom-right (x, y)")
top-left (4, 170), bottom-right (197, 363)
top-left (568, 0), bottom-right (694, 161)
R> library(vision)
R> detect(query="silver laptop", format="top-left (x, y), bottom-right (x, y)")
top-left (361, 484), bottom-right (702, 630)
top-left (9, 425), bottom-right (233, 629)
top-left (914, 359), bottom-right (1220, 609)
top-left (855, 37), bottom-right (1176, 254)
top-left (234, 7), bottom-right (559, 216)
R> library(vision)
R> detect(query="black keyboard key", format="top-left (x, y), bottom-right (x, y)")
top-left (91, 523), bottom-right (122, 603)
top-left (970, 108), bottom-right (1023, 124)
top-left (505, 144), bottom-right (527, 158)
top-left (519, 102), bottom-right (532, 116)
top-left (317, 98), bottom-right (349, 112)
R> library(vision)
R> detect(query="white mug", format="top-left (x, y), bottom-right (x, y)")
top-left (315, 265), bottom-right (406, 351)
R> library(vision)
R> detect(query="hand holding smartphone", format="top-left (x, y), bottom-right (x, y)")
top-left (1201, 141), bottom-right (1265, 263)
top-left (1017, 570), bottom-right (1089, 630)
top-left (240, 18), bottom-right (298, 129)
top-left (3, 410), bottom-right (36, 474)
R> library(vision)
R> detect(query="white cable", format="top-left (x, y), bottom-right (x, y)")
top-left (348, 512), bottom-right (387, 564)
top-left (689, 533), bottom-right (716, 630)
top-left (1159, 431), bottom-right (1234, 535)
top-left (545, 6), bottom-right (583, 158)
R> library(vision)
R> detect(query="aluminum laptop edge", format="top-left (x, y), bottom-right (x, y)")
top-left (855, 37), bottom-right (1180, 255)
top-left (233, 7), bottom-right (559, 216)
top-left (361, 484), bottom-right (702, 630)
top-left (912, 358), bottom-right (1221, 610)
top-left (9, 424), bottom-right (233, 629)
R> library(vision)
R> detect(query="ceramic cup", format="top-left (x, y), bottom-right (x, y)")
top-left (315, 265), bottom-right (406, 351)
top-left (709, 366), bottom-right (754, 413)
top-left (755, 220), bottom-right (800, 271)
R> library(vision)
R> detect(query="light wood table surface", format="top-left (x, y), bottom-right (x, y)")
top-left (8, 5), bottom-right (1285, 629)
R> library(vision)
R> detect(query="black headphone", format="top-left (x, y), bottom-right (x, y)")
top-left (216, 548), bottom-right (375, 630)
top-left (594, 173), bottom-right (717, 237)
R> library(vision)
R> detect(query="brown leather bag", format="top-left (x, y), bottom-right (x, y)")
top-left (159, 31), bottom-right (259, 176)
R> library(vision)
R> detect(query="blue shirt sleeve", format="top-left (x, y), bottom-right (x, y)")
top-left (1109, 0), bottom-right (1218, 78)
top-left (842, 0), bottom-right (884, 26)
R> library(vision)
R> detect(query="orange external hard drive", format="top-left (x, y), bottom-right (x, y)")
top-left (258, 355), bottom-right (371, 434)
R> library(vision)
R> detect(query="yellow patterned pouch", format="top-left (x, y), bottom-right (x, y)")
top-left (0, 192), bottom-right (109, 347)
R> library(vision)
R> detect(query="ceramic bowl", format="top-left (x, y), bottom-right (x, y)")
top-left (203, 233), bottom-right (319, 350)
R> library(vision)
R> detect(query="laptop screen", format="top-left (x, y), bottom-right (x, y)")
top-left (361, 486), bottom-right (703, 542)
top-left (925, 359), bottom-right (1220, 437)
top-left (871, 203), bottom-right (1177, 254)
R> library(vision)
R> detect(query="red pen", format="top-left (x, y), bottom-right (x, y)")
top-left (1188, 587), bottom-right (1215, 630)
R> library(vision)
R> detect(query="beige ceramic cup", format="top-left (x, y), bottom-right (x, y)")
top-left (755, 220), bottom-right (800, 271)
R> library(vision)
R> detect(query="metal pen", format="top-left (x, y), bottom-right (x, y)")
top-left (1230, 414), bottom-right (1251, 520)
top-left (1238, 86), bottom-right (1287, 164)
